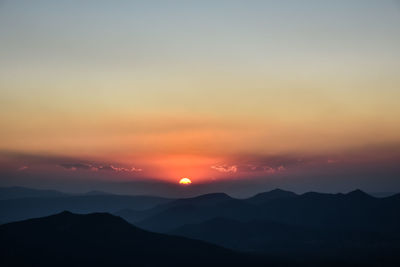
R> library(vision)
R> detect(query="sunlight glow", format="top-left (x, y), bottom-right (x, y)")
top-left (179, 178), bottom-right (192, 185)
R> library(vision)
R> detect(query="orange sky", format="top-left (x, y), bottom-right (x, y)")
top-left (1, 1), bottom-right (400, 188)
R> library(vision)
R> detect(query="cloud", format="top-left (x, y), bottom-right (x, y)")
top-left (0, 151), bottom-right (143, 173)
top-left (211, 164), bottom-right (238, 173)
top-left (232, 159), bottom-right (288, 174)
top-left (262, 166), bottom-right (276, 173)
top-left (98, 165), bottom-right (142, 172)
top-left (59, 163), bottom-right (142, 173)
top-left (59, 163), bottom-right (92, 171)
top-left (258, 165), bottom-right (285, 173)
top-left (211, 160), bottom-right (287, 175)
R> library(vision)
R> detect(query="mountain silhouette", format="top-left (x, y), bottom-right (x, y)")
top-left (345, 189), bottom-right (374, 200)
top-left (3, 188), bottom-right (400, 234)
top-left (129, 189), bottom-right (400, 234)
top-left (0, 194), bottom-right (172, 224)
top-left (1, 187), bottom-right (400, 266)
top-left (246, 188), bottom-right (297, 204)
top-left (0, 211), bottom-right (262, 267)
top-left (0, 186), bottom-right (68, 200)
top-left (170, 217), bottom-right (400, 264)
top-left (84, 190), bottom-right (113, 196)
top-left (136, 195), bottom-right (258, 232)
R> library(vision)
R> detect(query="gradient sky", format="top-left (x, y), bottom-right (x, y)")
top-left (1, 1), bottom-right (400, 196)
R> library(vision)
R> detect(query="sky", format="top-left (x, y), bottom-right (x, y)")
top-left (1, 0), bottom-right (400, 197)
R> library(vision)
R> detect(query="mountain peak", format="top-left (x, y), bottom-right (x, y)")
top-left (191, 192), bottom-right (232, 201)
top-left (269, 188), bottom-right (294, 194)
top-left (58, 210), bottom-right (73, 216)
top-left (346, 189), bottom-right (372, 198)
top-left (247, 188), bottom-right (297, 204)
top-left (0, 211), bottom-right (252, 266)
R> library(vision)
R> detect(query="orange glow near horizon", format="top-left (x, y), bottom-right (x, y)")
top-left (137, 154), bottom-right (223, 182)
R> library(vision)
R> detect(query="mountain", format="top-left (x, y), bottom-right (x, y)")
top-left (370, 192), bottom-right (398, 198)
top-left (3, 187), bottom-right (400, 250)
top-left (253, 190), bottom-right (400, 231)
top-left (0, 212), bottom-right (262, 267)
top-left (5, 188), bottom-right (398, 234)
top-left (113, 208), bottom-right (151, 223)
top-left (345, 189), bottom-right (374, 200)
top-left (172, 217), bottom-right (317, 251)
top-left (117, 189), bottom-right (400, 234)
top-left (0, 194), bottom-right (172, 224)
top-left (246, 188), bottom-right (297, 204)
top-left (171, 217), bottom-right (400, 264)
top-left (135, 193), bottom-right (258, 232)
top-left (0, 186), bottom-right (68, 200)
top-left (177, 192), bottom-right (234, 205)
top-left (1, 188), bottom-right (400, 266)
top-left (84, 190), bottom-right (113, 196)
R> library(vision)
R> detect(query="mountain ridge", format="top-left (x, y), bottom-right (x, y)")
top-left (0, 211), bottom-right (262, 267)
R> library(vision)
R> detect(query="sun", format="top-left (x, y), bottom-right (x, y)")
top-left (179, 177), bottom-right (192, 185)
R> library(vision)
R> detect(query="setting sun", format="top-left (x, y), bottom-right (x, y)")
top-left (179, 178), bottom-right (192, 185)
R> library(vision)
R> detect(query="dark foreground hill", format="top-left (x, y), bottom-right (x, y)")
top-left (0, 212), bottom-right (263, 267)
top-left (171, 217), bottom-right (400, 264)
